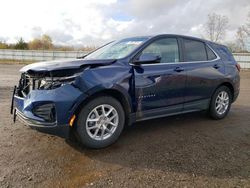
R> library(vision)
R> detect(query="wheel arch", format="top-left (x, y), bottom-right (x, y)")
top-left (213, 82), bottom-right (235, 99)
top-left (72, 88), bottom-right (133, 127)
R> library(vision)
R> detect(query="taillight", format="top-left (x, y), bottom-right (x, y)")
top-left (236, 63), bottom-right (241, 72)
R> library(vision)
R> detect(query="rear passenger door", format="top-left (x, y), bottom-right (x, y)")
top-left (180, 38), bottom-right (224, 111)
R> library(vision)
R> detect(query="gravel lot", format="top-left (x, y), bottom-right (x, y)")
top-left (0, 64), bottom-right (249, 188)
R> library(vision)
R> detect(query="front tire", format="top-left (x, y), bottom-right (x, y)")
top-left (209, 86), bottom-right (232, 120)
top-left (75, 96), bottom-right (125, 149)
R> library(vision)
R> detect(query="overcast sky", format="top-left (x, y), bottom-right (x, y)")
top-left (0, 0), bottom-right (249, 46)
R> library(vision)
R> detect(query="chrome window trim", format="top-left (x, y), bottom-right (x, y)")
top-left (130, 42), bottom-right (220, 66)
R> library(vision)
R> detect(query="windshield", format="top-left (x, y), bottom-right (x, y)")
top-left (84, 37), bottom-right (149, 60)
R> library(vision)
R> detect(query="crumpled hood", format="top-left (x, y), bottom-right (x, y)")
top-left (20, 58), bottom-right (116, 74)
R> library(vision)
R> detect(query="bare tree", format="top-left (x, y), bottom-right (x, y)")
top-left (244, 12), bottom-right (250, 36)
top-left (234, 11), bottom-right (250, 52)
top-left (236, 26), bottom-right (248, 51)
top-left (205, 13), bottom-right (229, 42)
top-left (225, 42), bottom-right (238, 53)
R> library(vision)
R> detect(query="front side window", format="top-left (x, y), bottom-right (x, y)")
top-left (84, 37), bottom-right (149, 60)
top-left (183, 39), bottom-right (207, 61)
top-left (140, 38), bottom-right (180, 64)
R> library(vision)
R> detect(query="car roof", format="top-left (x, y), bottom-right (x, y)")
top-left (152, 34), bottom-right (208, 42)
top-left (128, 34), bottom-right (222, 46)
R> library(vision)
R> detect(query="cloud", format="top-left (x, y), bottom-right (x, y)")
top-left (31, 27), bottom-right (43, 38)
top-left (0, 0), bottom-right (249, 46)
top-left (118, 0), bottom-right (250, 41)
top-left (0, 36), bottom-right (9, 42)
top-left (46, 30), bottom-right (74, 44)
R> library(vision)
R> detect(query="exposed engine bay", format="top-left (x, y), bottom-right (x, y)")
top-left (17, 69), bottom-right (82, 98)
top-left (16, 58), bottom-right (116, 98)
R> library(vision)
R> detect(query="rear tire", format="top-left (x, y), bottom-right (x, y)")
top-left (75, 96), bottom-right (125, 149)
top-left (209, 86), bottom-right (232, 120)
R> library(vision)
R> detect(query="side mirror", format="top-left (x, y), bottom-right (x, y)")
top-left (134, 53), bottom-right (161, 65)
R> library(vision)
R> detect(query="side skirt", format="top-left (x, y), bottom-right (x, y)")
top-left (128, 99), bottom-right (210, 124)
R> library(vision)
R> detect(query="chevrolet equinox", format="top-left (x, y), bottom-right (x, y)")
top-left (11, 34), bottom-right (240, 148)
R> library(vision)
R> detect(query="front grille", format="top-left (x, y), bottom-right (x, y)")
top-left (32, 103), bottom-right (56, 122)
top-left (17, 73), bottom-right (43, 97)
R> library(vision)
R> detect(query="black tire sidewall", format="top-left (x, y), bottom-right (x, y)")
top-left (210, 86), bottom-right (232, 120)
top-left (76, 96), bottom-right (125, 149)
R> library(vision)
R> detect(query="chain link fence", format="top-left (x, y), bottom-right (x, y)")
top-left (0, 49), bottom-right (89, 61)
top-left (0, 49), bottom-right (249, 68)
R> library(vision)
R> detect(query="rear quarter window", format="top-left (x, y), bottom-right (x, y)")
top-left (206, 45), bottom-right (217, 60)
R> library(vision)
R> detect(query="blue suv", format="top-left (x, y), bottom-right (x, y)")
top-left (11, 34), bottom-right (240, 148)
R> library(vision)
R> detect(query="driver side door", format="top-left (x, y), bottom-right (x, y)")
top-left (133, 37), bottom-right (186, 120)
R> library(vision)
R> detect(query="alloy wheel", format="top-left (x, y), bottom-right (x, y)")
top-left (86, 104), bottom-right (119, 141)
top-left (215, 91), bottom-right (229, 115)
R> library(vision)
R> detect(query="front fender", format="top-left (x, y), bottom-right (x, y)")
top-left (69, 64), bottom-right (134, 118)
top-left (69, 84), bottom-right (134, 118)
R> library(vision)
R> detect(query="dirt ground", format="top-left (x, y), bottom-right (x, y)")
top-left (0, 64), bottom-right (249, 188)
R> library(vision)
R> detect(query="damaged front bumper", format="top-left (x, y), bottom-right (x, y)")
top-left (15, 108), bottom-right (57, 127)
top-left (11, 84), bottom-right (86, 128)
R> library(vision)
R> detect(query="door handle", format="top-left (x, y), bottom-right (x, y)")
top-left (213, 64), bottom-right (220, 69)
top-left (174, 66), bottom-right (184, 72)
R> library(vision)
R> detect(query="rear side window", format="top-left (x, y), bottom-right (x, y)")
top-left (206, 45), bottom-right (217, 60)
top-left (183, 39), bottom-right (207, 61)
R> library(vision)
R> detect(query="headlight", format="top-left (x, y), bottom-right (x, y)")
top-left (39, 73), bottom-right (80, 90)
